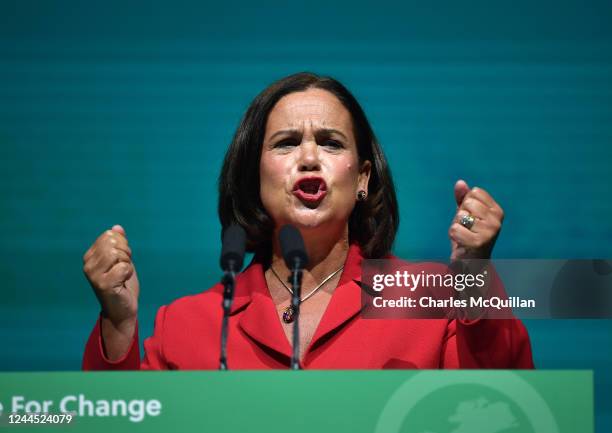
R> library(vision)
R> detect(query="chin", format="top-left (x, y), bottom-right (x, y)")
top-left (285, 208), bottom-right (330, 230)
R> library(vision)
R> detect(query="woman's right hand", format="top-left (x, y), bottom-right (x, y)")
top-left (83, 224), bottom-right (139, 358)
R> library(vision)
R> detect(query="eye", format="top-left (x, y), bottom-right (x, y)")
top-left (273, 139), bottom-right (299, 148)
top-left (323, 139), bottom-right (344, 149)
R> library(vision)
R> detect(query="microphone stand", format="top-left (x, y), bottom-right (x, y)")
top-left (289, 257), bottom-right (303, 370)
top-left (219, 259), bottom-right (236, 370)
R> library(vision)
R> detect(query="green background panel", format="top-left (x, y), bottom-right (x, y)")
top-left (0, 371), bottom-right (594, 433)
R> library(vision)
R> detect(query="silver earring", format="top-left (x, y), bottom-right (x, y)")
top-left (357, 190), bottom-right (367, 201)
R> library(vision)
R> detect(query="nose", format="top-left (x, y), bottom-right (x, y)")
top-left (297, 140), bottom-right (321, 172)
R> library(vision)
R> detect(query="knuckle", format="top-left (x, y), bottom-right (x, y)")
top-left (474, 237), bottom-right (486, 249)
top-left (97, 278), bottom-right (110, 291)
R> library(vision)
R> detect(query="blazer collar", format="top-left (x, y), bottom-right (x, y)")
top-left (234, 243), bottom-right (365, 362)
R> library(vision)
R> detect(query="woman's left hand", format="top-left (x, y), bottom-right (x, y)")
top-left (449, 179), bottom-right (504, 261)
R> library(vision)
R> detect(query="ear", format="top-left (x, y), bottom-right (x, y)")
top-left (357, 160), bottom-right (372, 194)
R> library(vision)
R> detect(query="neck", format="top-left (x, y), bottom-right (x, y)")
top-left (269, 224), bottom-right (350, 288)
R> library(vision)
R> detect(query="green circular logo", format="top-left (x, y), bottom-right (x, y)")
top-left (375, 372), bottom-right (559, 433)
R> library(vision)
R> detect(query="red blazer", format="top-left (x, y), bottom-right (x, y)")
top-left (82, 244), bottom-right (534, 370)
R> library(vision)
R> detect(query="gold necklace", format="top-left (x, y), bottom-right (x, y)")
top-left (269, 265), bottom-right (344, 324)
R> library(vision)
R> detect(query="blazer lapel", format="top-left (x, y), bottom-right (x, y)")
top-left (304, 244), bottom-right (365, 355)
top-left (234, 243), bottom-right (368, 364)
top-left (236, 261), bottom-right (293, 359)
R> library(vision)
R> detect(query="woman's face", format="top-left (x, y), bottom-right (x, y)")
top-left (259, 88), bottom-right (371, 234)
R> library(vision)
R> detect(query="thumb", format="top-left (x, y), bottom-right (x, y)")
top-left (111, 224), bottom-right (126, 237)
top-left (454, 179), bottom-right (470, 207)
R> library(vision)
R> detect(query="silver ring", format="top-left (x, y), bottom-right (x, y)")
top-left (459, 214), bottom-right (476, 230)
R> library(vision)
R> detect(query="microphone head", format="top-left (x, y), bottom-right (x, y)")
top-left (220, 224), bottom-right (246, 272)
top-left (279, 225), bottom-right (309, 269)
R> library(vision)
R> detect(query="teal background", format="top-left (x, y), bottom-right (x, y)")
top-left (0, 0), bottom-right (610, 430)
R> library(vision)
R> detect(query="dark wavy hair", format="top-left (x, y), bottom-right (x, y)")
top-left (218, 72), bottom-right (399, 259)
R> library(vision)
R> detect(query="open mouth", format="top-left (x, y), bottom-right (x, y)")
top-left (292, 177), bottom-right (327, 205)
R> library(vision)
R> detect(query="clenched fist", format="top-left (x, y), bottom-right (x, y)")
top-left (449, 179), bottom-right (504, 261)
top-left (83, 224), bottom-right (139, 359)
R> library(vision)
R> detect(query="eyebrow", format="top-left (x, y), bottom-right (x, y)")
top-left (268, 128), bottom-right (349, 142)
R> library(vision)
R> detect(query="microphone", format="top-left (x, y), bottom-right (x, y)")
top-left (220, 225), bottom-right (246, 273)
top-left (219, 224), bottom-right (246, 370)
top-left (280, 225), bottom-right (309, 270)
top-left (279, 225), bottom-right (309, 370)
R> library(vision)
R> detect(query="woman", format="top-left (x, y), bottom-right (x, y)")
top-left (82, 72), bottom-right (534, 369)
